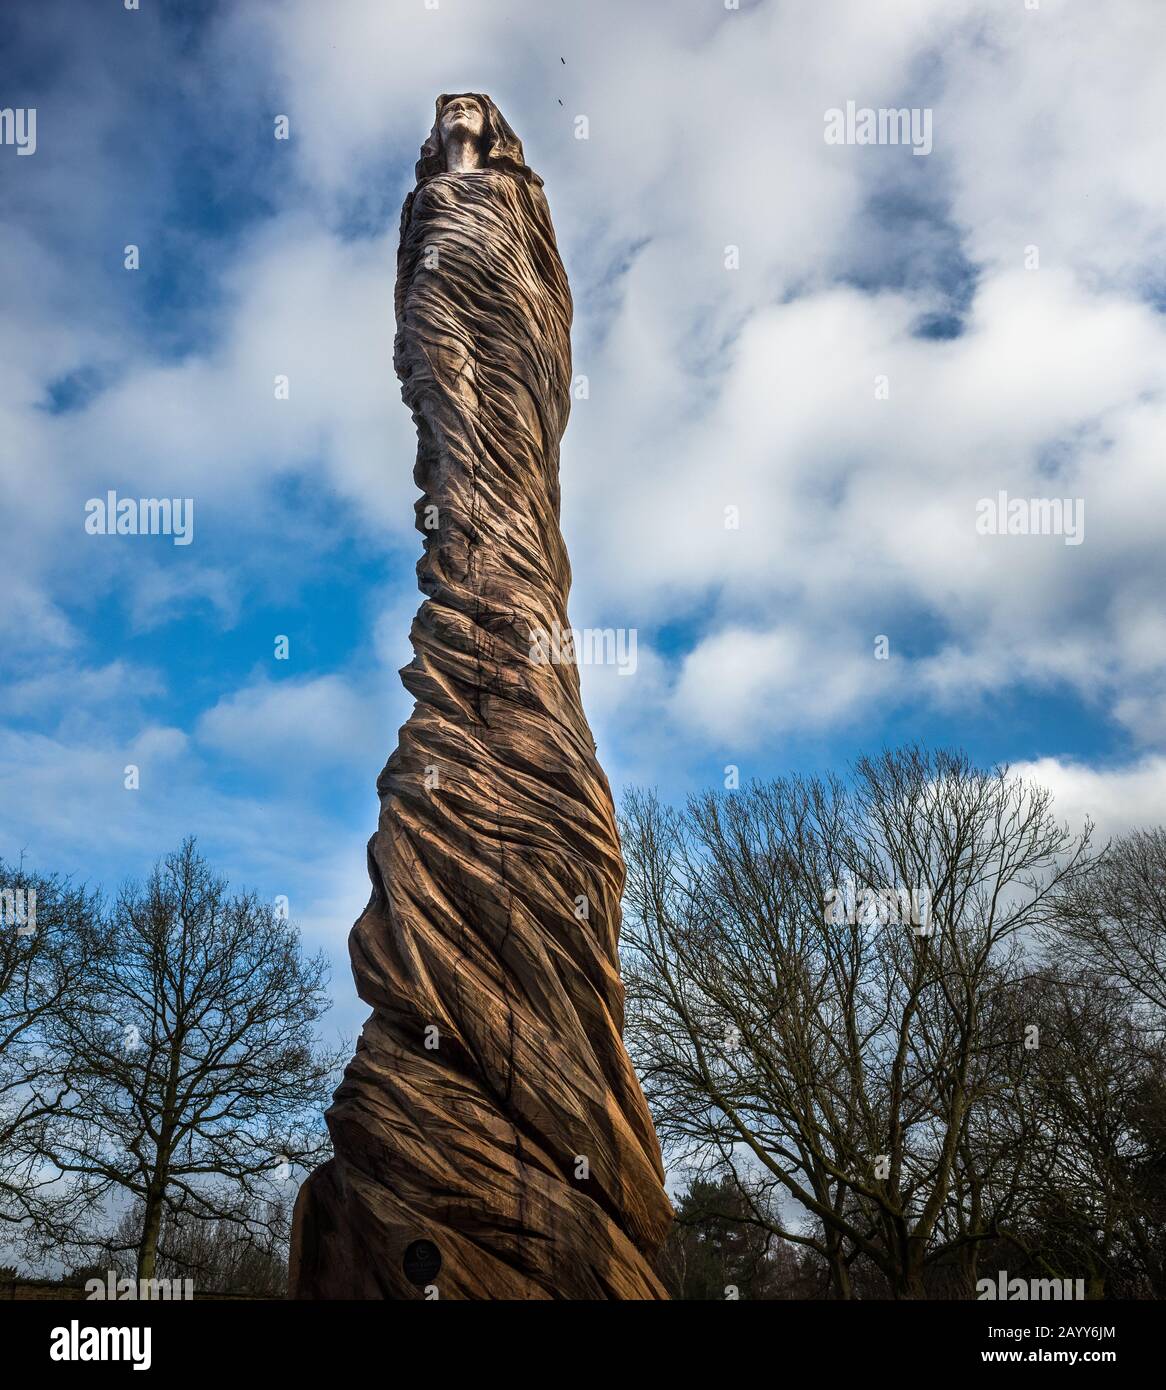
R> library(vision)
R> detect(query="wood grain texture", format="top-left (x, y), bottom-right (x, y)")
top-left (289, 95), bottom-right (671, 1300)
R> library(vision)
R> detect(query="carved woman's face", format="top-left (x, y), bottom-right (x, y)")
top-left (439, 96), bottom-right (485, 146)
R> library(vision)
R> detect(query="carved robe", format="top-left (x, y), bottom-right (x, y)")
top-left (291, 96), bottom-right (671, 1300)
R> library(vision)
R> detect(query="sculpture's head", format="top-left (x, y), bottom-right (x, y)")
top-left (437, 94), bottom-right (486, 149)
top-left (416, 92), bottom-right (543, 187)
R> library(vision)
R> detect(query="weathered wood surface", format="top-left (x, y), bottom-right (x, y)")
top-left (290, 94), bottom-right (671, 1300)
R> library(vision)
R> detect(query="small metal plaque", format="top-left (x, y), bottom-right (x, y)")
top-left (403, 1239), bottom-right (442, 1286)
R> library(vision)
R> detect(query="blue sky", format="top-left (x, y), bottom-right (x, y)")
top-left (2, 0), bottom-right (1164, 1039)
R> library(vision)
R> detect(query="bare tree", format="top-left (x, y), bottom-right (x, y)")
top-left (97, 1194), bottom-right (292, 1297)
top-left (1015, 827), bottom-right (1166, 1296)
top-left (43, 839), bottom-right (344, 1281)
top-left (0, 859), bottom-right (102, 1253)
top-left (1001, 965), bottom-right (1165, 1298)
top-left (1046, 828), bottom-right (1166, 1033)
top-left (621, 746), bottom-right (1092, 1299)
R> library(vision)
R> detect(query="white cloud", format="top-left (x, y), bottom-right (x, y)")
top-left (196, 674), bottom-right (388, 771)
top-left (0, 660), bottom-right (163, 725)
top-left (1014, 755), bottom-right (1166, 841)
top-left (671, 626), bottom-right (891, 744)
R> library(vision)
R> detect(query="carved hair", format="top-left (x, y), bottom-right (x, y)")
top-left (414, 92), bottom-right (543, 187)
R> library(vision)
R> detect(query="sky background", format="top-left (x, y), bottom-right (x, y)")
top-left (2, 0), bottom-right (1165, 1044)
